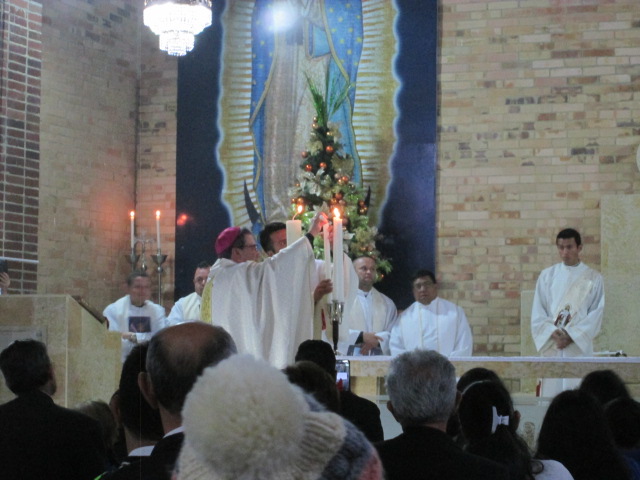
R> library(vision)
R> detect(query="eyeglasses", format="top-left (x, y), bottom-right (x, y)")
top-left (413, 281), bottom-right (436, 289)
top-left (239, 244), bottom-right (258, 251)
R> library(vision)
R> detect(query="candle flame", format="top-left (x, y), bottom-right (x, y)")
top-left (130, 211), bottom-right (135, 220)
top-left (333, 208), bottom-right (341, 220)
top-left (156, 210), bottom-right (161, 219)
top-left (293, 204), bottom-right (303, 220)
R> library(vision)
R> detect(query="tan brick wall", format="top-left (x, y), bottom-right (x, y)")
top-left (37, 0), bottom-right (177, 313)
top-left (438, 0), bottom-right (640, 354)
top-left (136, 31), bottom-right (178, 308)
top-left (0, 0), bottom-right (177, 313)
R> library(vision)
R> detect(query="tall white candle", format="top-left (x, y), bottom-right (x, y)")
top-left (155, 210), bottom-right (161, 250)
top-left (332, 208), bottom-right (344, 302)
top-left (130, 211), bottom-right (135, 249)
top-left (286, 205), bottom-right (303, 246)
top-left (323, 223), bottom-right (332, 302)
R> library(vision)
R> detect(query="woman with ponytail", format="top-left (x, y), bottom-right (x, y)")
top-left (458, 380), bottom-right (573, 480)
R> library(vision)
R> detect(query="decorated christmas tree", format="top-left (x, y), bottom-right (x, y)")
top-left (288, 74), bottom-right (391, 277)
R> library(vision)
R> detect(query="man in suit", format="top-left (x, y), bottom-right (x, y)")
top-left (0, 339), bottom-right (106, 479)
top-left (295, 339), bottom-right (384, 442)
top-left (109, 322), bottom-right (237, 479)
top-left (375, 350), bottom-right (510, 480)
top-left (96, 343), bottom-right (164, 479)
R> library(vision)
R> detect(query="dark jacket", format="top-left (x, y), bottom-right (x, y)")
top-left (375, 425), bottom-right (510, 480)
top-left (0, 390), bottom-right (106, 480)
top-left (340, 390), bottom-right (384, 442)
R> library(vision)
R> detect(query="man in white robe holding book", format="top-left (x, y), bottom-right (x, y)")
top-left (531, 228), bottom-right (605, 396)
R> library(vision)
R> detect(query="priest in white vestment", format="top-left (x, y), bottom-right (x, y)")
top-left (347, 256), bottom-right (398, 355)
top-left (390, 270), bottom-right (472, 357)
top-left (201, 214), bottom-right (327, 367)
top-left (166, 261), bottom-right (210, 325)
top-left (103, 271), bottom-right (166, 362)
top-left (258, 221), bottom-right (359, 355)
top-left (531, 228), bottom-right (605, 395)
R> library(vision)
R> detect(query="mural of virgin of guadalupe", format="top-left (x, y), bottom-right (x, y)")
top-left (249, 0), bottom-right (363, 226)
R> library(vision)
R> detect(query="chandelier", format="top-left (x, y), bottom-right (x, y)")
top-left (143, 0), bottom-right (213, 56)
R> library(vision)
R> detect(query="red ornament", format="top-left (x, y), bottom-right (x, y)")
top-left (335, 192), bottom-right (344, 200)
top-left (340, 175), bottom-right (350, 183)
top-left (305, 164), bottom-right (313, 172)
top-left (325, 145), bottom-right (334, 154)
top-left (319, 162), bottom-right (327, 169)
top-left (301, 151), bottom-right (309, 158)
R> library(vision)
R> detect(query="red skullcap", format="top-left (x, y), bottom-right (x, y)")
top-left (215, 227), bottom-right (242, 256)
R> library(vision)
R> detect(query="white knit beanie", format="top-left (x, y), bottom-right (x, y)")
top-left (176, 355), bottom-right (381, 480)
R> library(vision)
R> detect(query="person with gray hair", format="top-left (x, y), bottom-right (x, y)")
top-left (375, 350), bottom-right (509, 480)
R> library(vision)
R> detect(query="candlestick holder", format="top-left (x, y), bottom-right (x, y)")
top-left (152, 251), bottom-right (168, 306)
top-left (124, 240), bottom-right (143, 271)
top-left (124, 238), bottom-right (153, 272)
top-left (327, 299), bottom-right (344, 355)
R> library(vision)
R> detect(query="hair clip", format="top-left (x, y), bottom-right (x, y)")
top-left (491, 406), bottom-right (509, 434)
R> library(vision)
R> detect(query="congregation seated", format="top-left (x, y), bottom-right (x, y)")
top-left (106, 323), bottom-right (237, 480)
top-left (375, 350), bottom-right (510, 480)
top-left (536, 389), bottom-right (632, 480)
top-left (446, 366), bottom-right (507, 445)
top-left (605, 397), bottom-right (640, 480)
top-left (295, 339), bottom-right (384, 442)
top-left (0, 339), bottom-right (106, 479)
top-left (578, 369), bottom-right (632, 406)
top-left (174, 354), bottom-right (383, 479)
top-left (97, 343), bottom-right (164, 480)
top-left (74, 399), bottom-right (121, 473)
top-left (458, 379), bottom-right (573, 480)
top-left (283, 360), bottom-right (341, 413)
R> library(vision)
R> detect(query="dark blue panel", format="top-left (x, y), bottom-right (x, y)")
top-left (174, 0), bottom-right (229, 299)
top-left (377, 0), bottom-right (438, 308)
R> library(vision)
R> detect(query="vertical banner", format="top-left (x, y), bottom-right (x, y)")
top-left (176, 0), bottom-right (437, 307)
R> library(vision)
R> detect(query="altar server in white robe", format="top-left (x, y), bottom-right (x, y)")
top-left (201, 213), bottom-right (327, 367)
top-left (390, 270), bottom-right (472, 357)
top-left (531, 228), bottom-right (604, 395)
top-left (166, 261), bottom-right (210, 325)
top-left (347, 256), bottom-right (397, 355)
top-left (258, 220), bottom-right (358, 355)
top-left (104, 271), bottom-right (166, 362)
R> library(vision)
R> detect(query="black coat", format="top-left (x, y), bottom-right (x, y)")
top-left (375, 425), bottom-right (510, 480)
top-left (0, 390), bottom-right (106, 480)
top-left (340, 390), bottom-right (384, 443)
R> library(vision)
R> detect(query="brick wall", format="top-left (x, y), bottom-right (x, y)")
top-left (0, 0), bottom-right (177, 312)
top-left (37, 0), bottom-right (168, 312)
top-left (136, 29), bottom-right (178, 308)
top-left (2, 0), bottom-right (638, 354)
top-left (0, 0), bottom-right (42, 293)
top-left (438, 0), bottom-right (640, 354)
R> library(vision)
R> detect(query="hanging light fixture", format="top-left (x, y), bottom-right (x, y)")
top-left (143, 0), bottom-right (212, 56)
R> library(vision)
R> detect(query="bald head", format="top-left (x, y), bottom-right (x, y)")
top-left (146, 323), bottom-right (237, 415)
